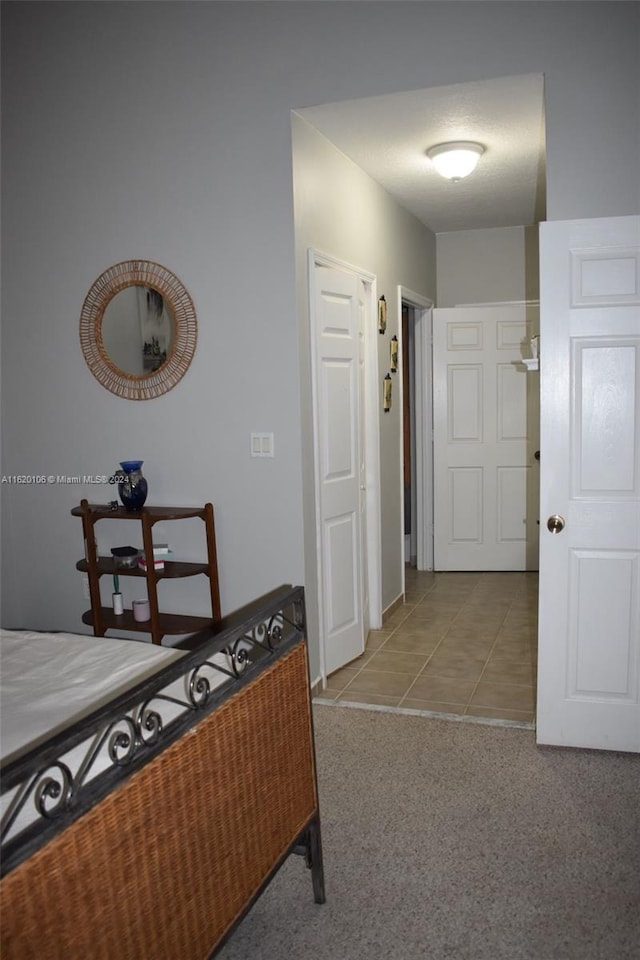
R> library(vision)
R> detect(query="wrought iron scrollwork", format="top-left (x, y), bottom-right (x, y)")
top-left (1, 586), bottom-right (307, 871)
top-left (187, 657), bottom-right (235, 708)
top-left (268, 617), bottom-right (283, 648)
top-left (224, 641), bottom-right (252, 678)
top-left (188, 665), bottom-right (213, 708)
top-left (247, 620), bottom-right (272, 651)
top-left (35, 762), bottom-right (74, 819)
top-left (135, 704), bottom-right (163, 746)
top-left (108, 717), bottom-right (138, 766)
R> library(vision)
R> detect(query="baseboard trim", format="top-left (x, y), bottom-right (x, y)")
top-left (382, 594), bottom-right (404, 624)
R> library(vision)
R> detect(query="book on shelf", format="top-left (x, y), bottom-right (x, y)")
top-left (152, 543), bottom-right (171, 556)
top-left (137, 556), bottom-right (165, 571)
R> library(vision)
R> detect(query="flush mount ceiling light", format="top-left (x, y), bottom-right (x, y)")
top-left (426, 141), bottom-right (485, 181)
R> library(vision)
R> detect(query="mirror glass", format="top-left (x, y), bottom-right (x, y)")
top-left (80, 260), bottom-right (197, 400)
top-left (102, 286), bottom-right (175, 376)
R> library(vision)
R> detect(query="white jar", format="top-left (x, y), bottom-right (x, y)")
top-left (132, 598), bottom-right (151, 622)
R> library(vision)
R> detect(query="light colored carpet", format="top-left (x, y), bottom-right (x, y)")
top-left (218, 704), bottom-right (640, 960)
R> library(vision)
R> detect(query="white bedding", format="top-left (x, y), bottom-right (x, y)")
top-left (1, 628), bottom-right (235, 847)
top-left (0, 630), bottom-right (184, 764)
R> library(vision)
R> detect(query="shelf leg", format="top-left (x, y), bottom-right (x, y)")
top-left (204, 502), bottom-right (222, 622)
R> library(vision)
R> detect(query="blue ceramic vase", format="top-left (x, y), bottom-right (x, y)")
top-left (118, 460), bottom-right (148, 511)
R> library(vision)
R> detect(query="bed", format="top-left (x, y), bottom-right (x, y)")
top-left (0, 584), bottom-right (325, 959)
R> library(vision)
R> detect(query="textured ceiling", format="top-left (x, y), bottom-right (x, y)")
top-left (297, 73), bottom-right (546, 234)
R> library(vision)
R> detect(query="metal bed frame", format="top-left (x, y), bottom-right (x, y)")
top-left (1, 584), bottom-right (325, 959)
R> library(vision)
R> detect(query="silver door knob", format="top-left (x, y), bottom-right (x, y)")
top-left (546, 514), bottom-right (566, 534)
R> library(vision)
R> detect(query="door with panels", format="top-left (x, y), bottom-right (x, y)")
top-left (433, 304), bottom-right (540, 571)
top-left (536, 216), bottom-right (640, 752)
top-left (312, 265), bottom-right (367, 677)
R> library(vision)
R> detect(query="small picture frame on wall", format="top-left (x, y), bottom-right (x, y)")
top-left (383, 373), bottom-right (392, 412)
top-left (390, 335), bottom-right (398, 372)
top-left (378, 295), bottom-right (387, 334)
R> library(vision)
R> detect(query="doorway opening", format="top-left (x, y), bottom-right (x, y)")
top-left (294, 73), bottom-right (546, 724)
top-left (318, 292), bottom-right (539, 727)
top-left (398, 288), bottom-right (434, 589)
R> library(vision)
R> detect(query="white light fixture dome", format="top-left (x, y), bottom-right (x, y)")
top-left (427, 141), bottom-right (485, 181)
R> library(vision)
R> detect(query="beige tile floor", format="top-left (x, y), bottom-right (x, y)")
top-left (317, 568), bottom-right (538, 726)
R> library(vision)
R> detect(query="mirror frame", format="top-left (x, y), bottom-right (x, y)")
top-left (79, 260), bottom-right (197, 400)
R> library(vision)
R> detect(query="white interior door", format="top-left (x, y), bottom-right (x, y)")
top-left (536, 215), bottom-right (640, 752)
top-left (313, 265), bottom-right (366, 676)
top-left (433, 304), bottom-right (540, 571)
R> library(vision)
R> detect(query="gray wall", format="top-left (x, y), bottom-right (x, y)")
top-left (2, 2), bottom-right (639, 678)
top-left (437, 226), bottom-right (540, 306)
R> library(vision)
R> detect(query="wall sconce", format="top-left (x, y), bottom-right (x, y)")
top-left (426, 141), bottom-right (484, 181)
top-left (523, 334), bottom-right (540, 371)
top-left (383, 373), bottom-right (392, 412)
top-left (390, 335), bottom-right (398, 373)
top-left (530, 334), bottom-right (539, 360)
top-left (378, 295), bottom-right (387, 334)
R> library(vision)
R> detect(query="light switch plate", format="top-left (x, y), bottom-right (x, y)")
top-left (250, 432), bottom-right (274, 458)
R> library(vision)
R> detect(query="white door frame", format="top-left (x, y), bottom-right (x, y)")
top-left (309, 249), bottom-right (382, 683)
top-left (397, 287), bottom-right (434, 584)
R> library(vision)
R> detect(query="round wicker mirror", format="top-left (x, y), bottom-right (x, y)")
top-left (80, 260), bottom-right (197, 400)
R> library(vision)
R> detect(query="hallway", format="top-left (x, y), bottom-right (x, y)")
top-left (318, 569), bottom-right (538, 726)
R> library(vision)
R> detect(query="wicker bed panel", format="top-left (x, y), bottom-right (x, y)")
top-left (1, 642), bottom-right (318, 960)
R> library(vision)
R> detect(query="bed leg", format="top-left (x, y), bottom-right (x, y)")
top-left (305, 816), bottom-right (326, 904)
top-left (293, 818), bottom-right (325, 903)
